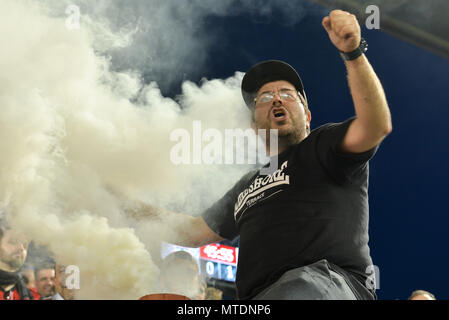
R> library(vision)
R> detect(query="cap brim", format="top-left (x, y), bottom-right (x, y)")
top-left (241, 60), bottom-right (305, 109)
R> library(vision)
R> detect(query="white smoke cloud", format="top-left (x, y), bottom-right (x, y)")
top-left (0, 0), bottom-right (319, 299)
top-left (34, 0), bottom-right (317, 92)
top-left (0, 0), bottom-right (257, 299)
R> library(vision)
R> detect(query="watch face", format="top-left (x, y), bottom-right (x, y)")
top-left (361, 38), bottom-right (368, 52)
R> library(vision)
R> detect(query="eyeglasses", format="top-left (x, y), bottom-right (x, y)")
top-left (254, 89), bottom-right (300, 106)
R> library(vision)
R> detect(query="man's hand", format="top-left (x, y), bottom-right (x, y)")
top-left (322, 10), bottom-right (361, 53)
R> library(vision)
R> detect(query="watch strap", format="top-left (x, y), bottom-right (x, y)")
top-left (339, 38), bottom-right (368, 61)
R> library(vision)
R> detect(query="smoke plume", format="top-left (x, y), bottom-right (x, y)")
top-left (0, 0), bottom-right (313, 299)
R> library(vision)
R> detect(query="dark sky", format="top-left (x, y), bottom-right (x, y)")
top-left (174, 4), bottom-right (449, 300)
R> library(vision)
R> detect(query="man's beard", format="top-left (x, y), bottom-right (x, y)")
top-left (279, 127), bottom-right (305, 146)
top-left (0, 249), bottom-right (25, 271)
top-left (258, 116), bottom-right (307, 150)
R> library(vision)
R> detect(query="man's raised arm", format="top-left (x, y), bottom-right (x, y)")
top-left (322, 10), bottom-right (392, 153)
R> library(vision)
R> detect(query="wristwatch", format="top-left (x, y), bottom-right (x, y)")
top-left (339, 38), bottom-right (368, 61)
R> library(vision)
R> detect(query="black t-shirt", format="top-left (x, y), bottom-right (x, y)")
top-left (202, 117), bottom-right (378, 299)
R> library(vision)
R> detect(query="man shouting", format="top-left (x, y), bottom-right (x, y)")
top-left (137, 10), bottom-right (391, 300)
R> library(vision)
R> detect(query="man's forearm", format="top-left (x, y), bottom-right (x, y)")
top-left (165, 212), bottom-right (222, 248)
top-left (345, 54), bottom-right (392, 136)
top-left (340, 54), bottom-right (392, 152)
top-left (129, 204), bottom-right (223, 248)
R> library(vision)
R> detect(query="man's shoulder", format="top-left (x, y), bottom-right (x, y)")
top-left (309, 117), bottom-right (356, 137)
top-left (51, 292), bottom-right (65, 300)
top-left (238, 168), bottom-right (259, 185)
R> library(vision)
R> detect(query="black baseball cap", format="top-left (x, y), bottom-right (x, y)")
top-left (241, 60), bottom-right (306, 109)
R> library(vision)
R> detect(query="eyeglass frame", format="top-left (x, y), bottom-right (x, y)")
top-left (253, 88), bottom-right (305, 107)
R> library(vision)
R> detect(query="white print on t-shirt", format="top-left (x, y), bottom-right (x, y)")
top-left (234, 160), bottom-right (290, 219)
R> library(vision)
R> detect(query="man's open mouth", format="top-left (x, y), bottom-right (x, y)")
top-left (274, 110), bottom-right (284, 117)
top-left (271, 108), bottom-right (287, 121)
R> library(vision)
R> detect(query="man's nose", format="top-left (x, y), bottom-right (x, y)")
top-left (272, 93), bottom-right (282, 105)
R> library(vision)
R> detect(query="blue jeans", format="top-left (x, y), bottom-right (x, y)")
top-left (252, 260), bottom-right (362, 300)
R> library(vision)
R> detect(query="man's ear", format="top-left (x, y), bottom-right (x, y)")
top-left (299, 97), bottom-right (311, 126)
top-left (305, 110), bottom-right (312, 132)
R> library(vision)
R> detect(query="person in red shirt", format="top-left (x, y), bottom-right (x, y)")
top-left (0, 223), bottom-right (38, 300)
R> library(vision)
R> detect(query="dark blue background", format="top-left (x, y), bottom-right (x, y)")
top-left (168, 5), bottom-right (449, 300)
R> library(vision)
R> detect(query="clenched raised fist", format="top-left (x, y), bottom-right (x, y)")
top-left (322, 10), bottom-right (361, 53)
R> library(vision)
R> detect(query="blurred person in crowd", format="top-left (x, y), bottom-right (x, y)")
top-left (408, 290), bottom-right (436, 300)
top-left (0, 223), bottom-right (39, 300)
top-left (206, 286), bottom-right (223, 300)
top-left (52, 264), bottom-right (76, 300)
top-left (20, 263), bottom-right (40, 298)
top-left (159, 251), bottom-right (202, 299)
top-left (34, 263), bottom-right (56, 299)
top-left (21, 263), bottom-right (36, 289)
